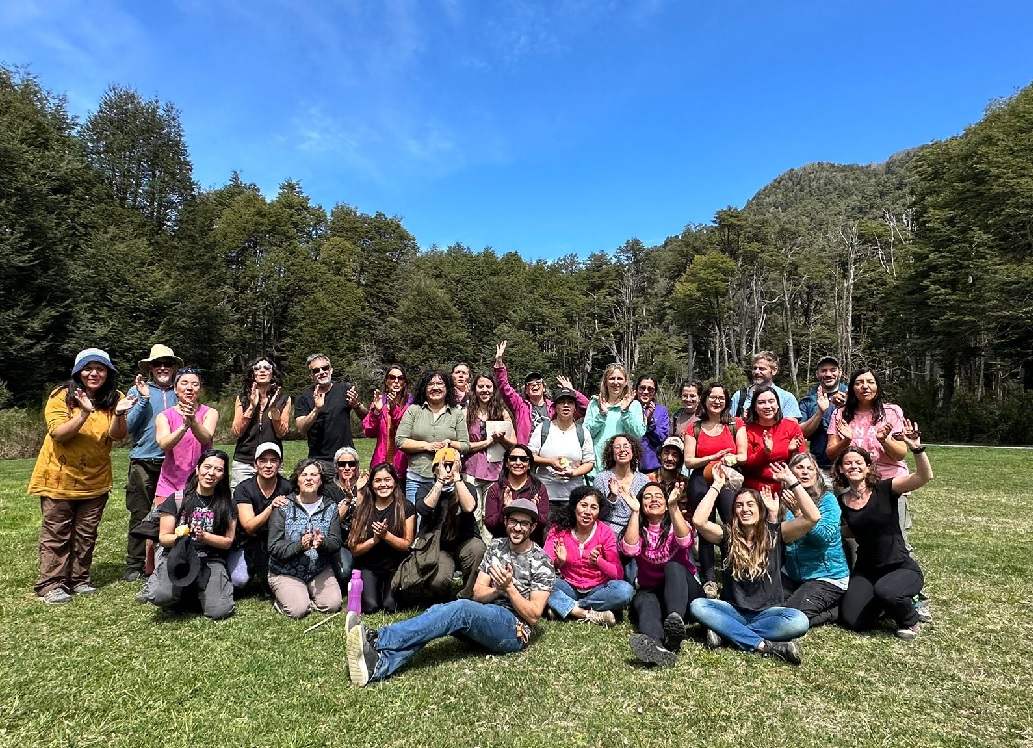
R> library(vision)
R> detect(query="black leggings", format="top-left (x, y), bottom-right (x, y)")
top-left (359, 568), bottom-right (398, 614)
top-left (631, 561), bottom-right (705, 644)
top-left (686, 470), bottom-right (735, 583)
top-left (782, 576), bottom-right (845, 627)
top-left (839, 561), bottom-right (922, 630)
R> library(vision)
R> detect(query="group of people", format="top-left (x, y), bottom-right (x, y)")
top-left (28, 344), bottom-right (935, 683)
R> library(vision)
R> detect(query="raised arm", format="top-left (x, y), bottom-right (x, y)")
top-left (891, 420), bottom-right (933, 495)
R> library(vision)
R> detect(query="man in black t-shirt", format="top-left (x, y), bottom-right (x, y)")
top-left (294, 354), bottom-right (368, 463)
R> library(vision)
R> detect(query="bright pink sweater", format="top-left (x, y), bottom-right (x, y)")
top-left (544, 522), bottom-right (623, 590)
top-left (620, 523), bottom-right (695, 589)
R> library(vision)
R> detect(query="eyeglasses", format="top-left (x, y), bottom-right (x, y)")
top-left (707, 396), bottom-right (726, 402)
top-left (386, 374), bottom-right (404, 381)
top-left (336, 461), bottom-right (357, 468)
top-left (310, 364), bottom-right (331, 374)
top-left (253, 363), bottom-right (273, 371)
top-left (507, 455), bottom-right (530, 463)
top-left (505, 517), bottom-right (533, 529)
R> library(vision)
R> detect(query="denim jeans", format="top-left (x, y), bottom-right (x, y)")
top-left (548, 578), bottom-right (634, 619)
top-left (689, 598), bottom-right (809, 651)
top-left (372, 599), bottom-right (525, 682)
top-left (404, 471), bottom-right (434, 506)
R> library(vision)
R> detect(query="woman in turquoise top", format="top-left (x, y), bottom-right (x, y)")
top-left (782, 452), bottom-right (849, 627)
top-left (584, 363), bottom-right (646, 478)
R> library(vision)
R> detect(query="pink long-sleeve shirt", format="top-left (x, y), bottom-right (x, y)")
top-left (544, 521), bottom-right (623, 590)
top-left (361, 394), bottom-right (412, 473)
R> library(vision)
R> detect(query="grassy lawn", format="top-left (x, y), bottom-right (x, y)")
top-left (0, 442), bottom-right (1030, 748)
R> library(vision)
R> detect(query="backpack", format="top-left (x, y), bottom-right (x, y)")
top-left (692, 419), bottom-right (738, 440)
top-left (732, 387), bottom-right (750, 419)
top-left (540, 418), bottom-right (586, 449)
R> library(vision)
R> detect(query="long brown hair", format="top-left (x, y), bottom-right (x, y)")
top-left (466, 373), bottom-right (511, 432)
top-left (347, 463), bottom-right (406, 548)
top-left (724, 489), bottom-right (775, 581)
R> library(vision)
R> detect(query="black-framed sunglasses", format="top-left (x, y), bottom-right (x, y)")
top-left (336, 461), bottom-right (357, 468)
top-left (310, 364), bottom-right (331, 374)
top-left (507, 454), bottom-right (531, 463)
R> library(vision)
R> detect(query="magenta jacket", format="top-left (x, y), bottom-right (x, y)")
top-left (362, 394), bottom-right (413, 473)
top-left (544, 522), bottom-right (623, 590)
top-left (493, 363), bottom-right (590, 444)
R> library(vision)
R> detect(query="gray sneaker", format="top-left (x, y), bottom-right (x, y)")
top-left (630, 634), bottom-right (676, 668)
top-left (762, 639), bottom-right (802, 665)
top-left (896, 623), bottom-right (921, 641)
top-left (71, 583), bottom-right (98, 595)
top-left (703, 581), bottom-right (719, 599)
top-left (583, 609), bottom-right (617, 628)
top-left (704, 628), bottom-right (723, 650)
top-left (345, 610), bottom-right (361, 635)
top-left (346, 623), bottom-right (381, 686)
top-left (41, 588), bottom-right (72, 605)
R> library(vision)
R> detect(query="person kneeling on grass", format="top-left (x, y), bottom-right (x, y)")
top-left (346, 498), bottom-right (556, 686)
top-left (624, 482), bottom-right (705, 667)
top-left (267, 458), bottom-right (344, 619)
top-left (688, 463), bottom-right (819, 665)
top-left (543, 486), bottom-right (633, 627)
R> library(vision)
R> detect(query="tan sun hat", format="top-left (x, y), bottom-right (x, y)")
top-left (138, 344), bottom-right (184, 375)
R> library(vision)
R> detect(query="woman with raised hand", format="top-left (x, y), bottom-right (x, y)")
top-left (624, 482), bottom-right (705, 667)
top-left (230, 356), bottom-right (290, 489)
top-left (635, 375), bottom-right (670, 474)
top-left (362, 364), bottom-right (412, 474)
top-left (543, 486), bottom-right (633, 627)
top-left (583, 363), bottom-right (645, 479)
top-left (742, 384), bottom-right (806, 494)
top-left (689, 463), bottom-right (819, 665)
top-left (29, 348), bottom-right (133, 604)
top-left (825, 368), bottom-right (917, 552)
top-left (781, 452), bottom-right (849, 627)
top-left (462, 372), bottom-right (515, 539)
top-left (347, 463), bottom-right (416, 614)
top-left (592, 434), bottom-right (650, 542)
top-left (484, 444), bottom-right (550, 545)
top-left (672, 380), bottom-right (703, 439)
top-left (683, 382), bottom-right (748, 598)
top-left (834, 420), bottom-right (933, 641)
top-left (150, 449), bottom-right (237, 619)
top-left (396, 369), bottom-right (470, 505)
top-left (267, 458), bottom-right (344, 619)
top-left (155, 368), bottom-right (219, 504)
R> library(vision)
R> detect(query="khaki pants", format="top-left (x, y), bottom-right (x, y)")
top-left (269, 567), bottom-right (342, 618)
top-left (125, 460), bottom-right (161, 573)
top-left (35, 494), bottom-right (108, 596)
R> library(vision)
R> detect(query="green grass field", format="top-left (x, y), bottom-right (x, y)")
top-left (1, 442), bottom-right (1030, 748)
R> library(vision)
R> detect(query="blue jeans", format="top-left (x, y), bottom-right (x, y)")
top-left (689, 598), bottom-right (809, 651)
top-left (548, 578), bottom-right (634, 619)
top-left (371, 599), bottom-right (525, 682)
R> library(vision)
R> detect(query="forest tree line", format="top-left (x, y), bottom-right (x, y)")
top-left (3, 65), bottom-right (1032, 444)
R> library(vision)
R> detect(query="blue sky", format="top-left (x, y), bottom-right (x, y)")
top-left (3, 1), bottom-right (1032, 260)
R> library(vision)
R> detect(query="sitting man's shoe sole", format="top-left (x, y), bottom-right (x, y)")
top-left (630, 634), bottom-right (676, 668)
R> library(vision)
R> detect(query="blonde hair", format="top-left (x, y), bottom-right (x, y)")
top-left (724, 489), bottom-right (775, 581)
top-left (597, 363), bottom-right (631, 404)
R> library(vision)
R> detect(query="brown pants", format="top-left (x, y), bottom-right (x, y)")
top-left (35, 494), bottom-right (109, 596)
top-left (269, 567), bottom-right (342, 619)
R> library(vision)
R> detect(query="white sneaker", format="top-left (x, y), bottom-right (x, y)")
top-left (42, 588), bottom-right (72, 605)
top-left (583, 609), bottom-right (617, 628)
top-left (71, 583), bottom-right (98, 595)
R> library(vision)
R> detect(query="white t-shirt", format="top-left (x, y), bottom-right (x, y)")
top-left (528, 421), bottom-right (595, 503)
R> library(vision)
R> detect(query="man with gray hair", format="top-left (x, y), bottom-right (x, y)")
top-left (294, 354), bottom-right (367, 463)
top-left (729, 351), bottom-right (802, 421)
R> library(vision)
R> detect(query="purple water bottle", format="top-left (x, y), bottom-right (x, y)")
top-left (347, 570), bottom-right (363, 614)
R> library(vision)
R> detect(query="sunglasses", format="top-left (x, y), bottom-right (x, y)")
top-left (310, 364), bottom-right (331, 374)
top-left (152, 359), bottom-right (177, 368)
top-left (507, 454), bottom-right (531, 463)
top-left (253, 363), bottom-right (273, 371)
top-left (638, 386), bottom-right (656, 392)
top-left (386, 374), bottom-right (405, 381)
top-left (336, 461), bottom-right (357, 468)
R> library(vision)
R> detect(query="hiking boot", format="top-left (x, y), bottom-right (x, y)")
top-left (630, 634), bottom-right (676, 668)
top-left (761, 639), bottom-right (801, 665)
top-left (71, 583), bottom-right (98, 595)
top-left (703, 581), bottom-right (719, 599)
top-left (123, 570), bottom-right (142, 583)
top-left (41, 588), bottom-right (72, 605)
top-left (662, 612), bottom-right (686, 652)
top-left (346, 623), bottom-right (381, 686)
top-left (583, 609), bottom-right (617, 627)
top-left (704, 628), bottom-right (723, 650)
top-left (896, 623), bottom-right (921, 641)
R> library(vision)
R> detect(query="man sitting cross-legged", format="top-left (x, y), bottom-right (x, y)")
top-left (345, 498), bottom-right (556, 686)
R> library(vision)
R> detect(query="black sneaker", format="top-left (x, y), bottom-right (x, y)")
top-left (630, 634), bottom-right (676, 668)
top-left (346, 623), bottom-right (380, 686)
top-left (662, 612), bottom-right (686, 653)
top-left (761, 639), bottom-right (801, 665)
